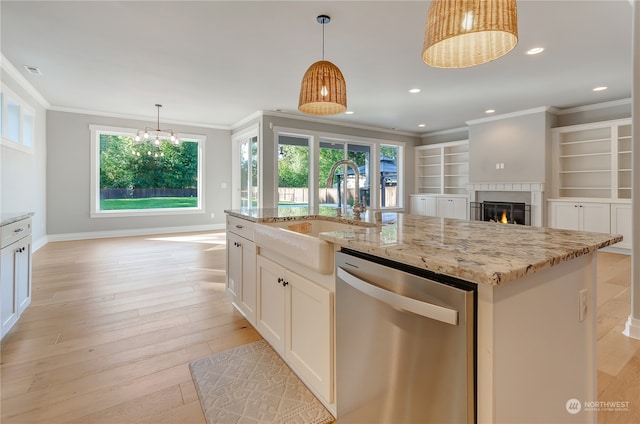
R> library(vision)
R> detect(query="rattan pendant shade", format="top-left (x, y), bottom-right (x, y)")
top-left (422, 0), bottom-right (518, 68)
top-left (298, 60), bottom-right (347, 115)
top-left (298, 15), bottom-right (347, 115)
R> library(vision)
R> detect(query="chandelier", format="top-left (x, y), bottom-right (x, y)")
top-left (134, 104), bottom-right (180, 146)
top-left (422, 0), bottom-right (518, 68)
top-left (298, 15), bottom-right (347, 115)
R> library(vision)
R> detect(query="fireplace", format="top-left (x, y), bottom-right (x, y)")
top-left (467, 182), bottom-right (544, 227)
top-left (470, 201), bottom-right (531, 226)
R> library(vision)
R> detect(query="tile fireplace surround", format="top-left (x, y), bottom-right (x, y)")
top-left (467, 182), bottom-right (544, 227)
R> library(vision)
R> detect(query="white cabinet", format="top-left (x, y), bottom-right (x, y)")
top-left (551, 119), bottom-right (631, 199)
top-left (410, 194), bottom-right (467, 219)
top-left (548, 201), bottom-right (611, 234)
top-left (415, 140), bottom-right (469, 196)
top-left (257, 255), bottom-right (333, 403)
top-left (409, 195), bottom-right (436, 216)
top-left (610, 203), bottom-right (632, 250)
top-left (1, 216), bottom-right (32, 339)
top-left (436, 196), bottom-right (468, 219)
top-left (226, 216), bottom-right (257, 325)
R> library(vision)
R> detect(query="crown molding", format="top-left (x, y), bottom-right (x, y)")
top-left (260, 110), bottom-right (420, 138)
top-left (1, 53), bottom-right (51, 108)
top-left (466, 106), bottom-right (552, 126)
top-left (49, 105), bottom-right (231, 130)
top-left (422, 126), bottom-right (469, 137)
top-left (551, 98), bottom-right (632, 115)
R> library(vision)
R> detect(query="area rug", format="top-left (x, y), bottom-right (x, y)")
top-left (189, 339), bottom-right (335, 424)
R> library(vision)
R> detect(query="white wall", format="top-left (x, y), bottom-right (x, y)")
top-left (0, 68), bottom-right (48, 247)
top-left (46, 110), bottom-right (232, 237)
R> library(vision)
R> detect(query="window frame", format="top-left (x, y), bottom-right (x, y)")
top-left (0, 84), bottom-right (36, 154)
top-left (272, 126), bottom-right (405, 212)
top-left (89, 124), bottom-right (205, 218)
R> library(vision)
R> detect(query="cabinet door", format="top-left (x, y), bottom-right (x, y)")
top-left (239, 239), bottom-right (257, 324)
top-left (450, 197), bottom-right (468, 220)
top-left (287, 271), bottom-right (333, 402)
top-left (1, 245), bottom-right (19, 338)
top-left (257, 256), bottom-right (286, 354)
top-left (580, 203), bottom-right (611, 234)
top-left (436, 197), bottom-right (450, 218)
top-left (226, 232), bottom-right (243, 298)
top-left (549, 202), bottom-right (581, 231)
top-left (410, 196), bottom-right (426, 216)
top-left (16, 236), bottom-right (32, 314)
top-left (610, 204), bottom-right (632, 249)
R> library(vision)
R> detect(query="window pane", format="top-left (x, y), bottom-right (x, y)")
top-left (380, 145), bottom-right (399, 208)
top-left (319, 141), bottom-right (344, 210)
top-left (240, 141), bottom-right (249, 207)
top-left (278, 135), bottom-right (309, 207)
top-left (99, 134), bottom-right (199, 211)
top-left (6, 97), bottom-right (20, 142)
top-left (23, 109), bottom-right (34, 148)
top-left (347, 144), bottom-right (370, 208)
top-left (250, 136), bottom-right (259, 207)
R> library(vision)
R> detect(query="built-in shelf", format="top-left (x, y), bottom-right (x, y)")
top-left (415, 140), bottom-right (468, 196)
top-left (552, 119), bottom-right (631, 200)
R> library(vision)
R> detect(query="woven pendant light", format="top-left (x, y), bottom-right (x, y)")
top-left (298, 15), bottom-right (347, 115)
top-left (422, 0), bottom-right (518, 68)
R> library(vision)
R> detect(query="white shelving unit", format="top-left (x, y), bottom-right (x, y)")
top-left (415, 140), bottom-right (469, 195)
top-left (551, 118), bottom-right (631, 200)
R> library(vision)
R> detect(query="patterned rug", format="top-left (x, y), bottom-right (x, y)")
top-left (189, 340), bottom-right (335, 424)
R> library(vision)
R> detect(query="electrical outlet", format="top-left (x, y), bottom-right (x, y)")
top-left (579, 289), bottom-right (588, 322)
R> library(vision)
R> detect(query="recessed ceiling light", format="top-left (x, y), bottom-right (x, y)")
top-left (23, 65), bottom-right (42, 75)
top-left (344, 110), bottom-right (354, 115)
top-left (526, 47), bottom-right (544, 55)
top-left (485, 109), bottom-right (496, 114)
top-left (592, 86), bottom-right (608, 92)
top-left (418, 124), bottom-right (426, 128)
top-left (409, 88), bottom-right (421, 94)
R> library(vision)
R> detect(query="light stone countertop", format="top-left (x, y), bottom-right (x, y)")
top-left (225, 208), bottom-right (622, 286)
top-left (1, 212), bottom-right (34, 227)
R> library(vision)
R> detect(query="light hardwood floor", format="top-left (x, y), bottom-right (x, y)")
top-left (1, 232), bottom-right (638, 423)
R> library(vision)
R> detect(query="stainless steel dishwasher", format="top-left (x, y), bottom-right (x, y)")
top-left (336, 249), bottom-right (476, 424)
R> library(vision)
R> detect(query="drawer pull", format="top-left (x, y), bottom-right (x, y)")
top-left (235, 224), bottom-right (244, 229)
top-left (13, 228), bottom-right (24, 233)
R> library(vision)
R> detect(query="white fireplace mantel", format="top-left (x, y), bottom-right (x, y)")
top-left (467, 182), bottom-right (545, 227)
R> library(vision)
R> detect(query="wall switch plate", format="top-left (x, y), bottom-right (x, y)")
top-left (496, 163), bottom-right (500, 169)
top-left (579, 289), bottom-right (588, 322)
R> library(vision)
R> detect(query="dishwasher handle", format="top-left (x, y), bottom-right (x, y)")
top-left (337, 267), bottom-right (459, 326)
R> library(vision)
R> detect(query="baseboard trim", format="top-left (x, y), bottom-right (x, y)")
top-left (45, 224), bottom-right (226, 243)
top-left (623, 316), bottom-right (640, 340)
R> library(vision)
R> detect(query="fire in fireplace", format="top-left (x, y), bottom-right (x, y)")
top-left (470, 201), bottom-right (531, 226)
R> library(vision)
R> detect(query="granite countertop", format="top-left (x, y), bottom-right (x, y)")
top-left (224, 208), bottom-right (622, 286)
top-left (1, 212), bottom-right (34, 227)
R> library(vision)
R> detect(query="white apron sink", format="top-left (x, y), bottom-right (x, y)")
top-left (254, 219), bottom-right (374, 274)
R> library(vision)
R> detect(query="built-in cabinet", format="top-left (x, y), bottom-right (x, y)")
top-left (226, 216), bottom-right (257, 324)
top-left (257, 255), bottom-right (333, 403)
top-left (549, 118), bottom-right (633, 251)
top-left (410, 194), bottom-right (468, 219)
top-left (415, 140), bottom-right (469, 195)
top-left (548, 200), bottom-right (611, 234)
top-left (1, 216), bottom-right (33, 339)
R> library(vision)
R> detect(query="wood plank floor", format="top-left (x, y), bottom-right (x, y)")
top-left (1, 232), bottom-right (638, 423)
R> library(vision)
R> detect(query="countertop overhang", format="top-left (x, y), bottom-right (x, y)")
top-left (225, 208), bottom-right (622, 286)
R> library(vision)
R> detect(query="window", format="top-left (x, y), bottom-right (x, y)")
top-left (0, 85), bottom-right (35, 153)
top-left (273, 126), bottom-right (404, 212)
top-left (277, 134), bottom-right (311, 207)
top-left (90, 125), bottom-right (204, 217)
top-left (232, 125), bottom-right (260, 209)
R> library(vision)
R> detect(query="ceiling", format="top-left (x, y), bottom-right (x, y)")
top-left (0, 1), bottom-right (633, 135)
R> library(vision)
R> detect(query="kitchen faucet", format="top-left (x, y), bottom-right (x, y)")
top-left (326, 160), bottom-right (366, 220)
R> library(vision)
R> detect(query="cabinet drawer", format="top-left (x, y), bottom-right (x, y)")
top-left (226, 216), bottom-right (255, 240)
top-left (1, 218), bottom-right (32, 249)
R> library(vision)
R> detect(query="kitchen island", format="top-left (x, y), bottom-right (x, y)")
top-left (225, 207), bottom-right (621, 423)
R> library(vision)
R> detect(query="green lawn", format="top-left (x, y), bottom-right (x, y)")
top-left (100, 197), bottom-right (197, 210)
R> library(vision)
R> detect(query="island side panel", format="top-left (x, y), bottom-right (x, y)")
top-left (477, 253), bottom-right (597, 424)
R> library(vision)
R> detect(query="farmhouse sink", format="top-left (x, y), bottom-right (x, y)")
top-left (254, 219), bottom-right (375, 274)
